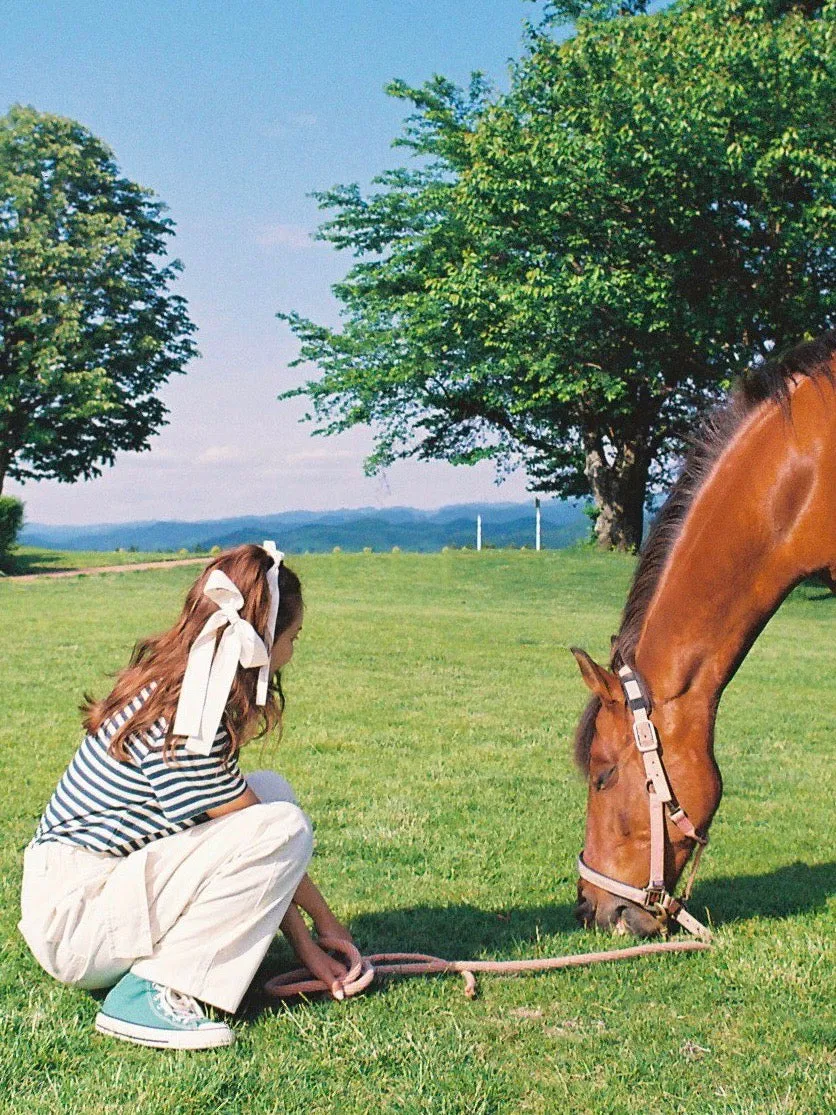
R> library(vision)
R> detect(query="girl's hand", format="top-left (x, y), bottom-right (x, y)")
top-left (296, 938), bottom-right (349, 1001)
top-left (280, 903), bottom-right (348, 1000)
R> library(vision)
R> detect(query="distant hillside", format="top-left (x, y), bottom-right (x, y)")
top-left (21, 501), bottom-right (591, 553)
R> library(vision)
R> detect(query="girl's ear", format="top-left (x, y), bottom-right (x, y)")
top-left (570, 647), bottom-right (622, 705)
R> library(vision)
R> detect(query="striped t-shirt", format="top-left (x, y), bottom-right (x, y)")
top-left (32, 686), bottom-right (248, 857)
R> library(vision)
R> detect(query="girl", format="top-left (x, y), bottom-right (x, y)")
top-left (19, 543), bottom-right (352, 1049)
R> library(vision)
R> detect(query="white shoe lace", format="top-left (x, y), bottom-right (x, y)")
top-left (154, 984), bottom-right (207, 1026)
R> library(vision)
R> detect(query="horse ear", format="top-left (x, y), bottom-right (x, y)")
top-left (570, 647), bottom-right (621, 704)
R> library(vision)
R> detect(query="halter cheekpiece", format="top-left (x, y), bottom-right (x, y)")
top-left (172, 541), bottom-right (285, 755)
top-left (577, 664), bottom-right (712, 941)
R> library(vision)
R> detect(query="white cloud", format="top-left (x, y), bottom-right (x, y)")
top-left (262, 112), bottom-right (319, 138)
top-left (196, 445), bottom-right (249, 465)
top-left (289, 111), bottom-right (318, 128)
top-left (257, 223), bottom-right (318, 251)
top-left (284, 447), bottom-right (356, 466)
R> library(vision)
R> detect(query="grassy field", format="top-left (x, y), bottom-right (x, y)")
top-left (0, 550), bottom-right (833, 1114)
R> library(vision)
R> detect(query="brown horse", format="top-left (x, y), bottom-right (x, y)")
top-left (571, 332), bottom-right (836, 937)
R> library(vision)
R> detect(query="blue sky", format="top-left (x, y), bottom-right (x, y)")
top-left (3, 0), bottom-right (555, 524)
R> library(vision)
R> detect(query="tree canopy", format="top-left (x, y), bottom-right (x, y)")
top-left (280, 0), bottom-right (835, 548)
top-left (0, 105), bottom-right (196, 495)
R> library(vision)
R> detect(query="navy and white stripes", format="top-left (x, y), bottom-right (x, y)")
top-left (33, 686), bottom-right (248, 857)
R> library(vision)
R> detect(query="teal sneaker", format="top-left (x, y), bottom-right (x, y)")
top-left (94, 971), bottom-right (235, 1049)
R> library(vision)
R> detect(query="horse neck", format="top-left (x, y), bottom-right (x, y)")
top-left (634, 375), bottom-right (836, 721)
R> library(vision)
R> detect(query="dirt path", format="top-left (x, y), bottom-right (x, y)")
top-left (5, 557), bottom-right (210, 583)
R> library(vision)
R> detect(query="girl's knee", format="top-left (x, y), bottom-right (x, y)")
top-left (256, 801), bottom-right (313, 865)
top-left (285, 803), bottom-right (314, 861)
top-left (246, 769), bottom-right (298, 805)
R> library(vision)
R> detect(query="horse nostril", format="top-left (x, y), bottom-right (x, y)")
top-left (621, 903), bottom-right (664, 938)
top-left (574, 897), bottom-right (595, 927)
top-left (581, 896), bottom-right (626, 932)
top-left (601, 904), bottom-right (625, 931)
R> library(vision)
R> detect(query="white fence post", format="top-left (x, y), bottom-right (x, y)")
top-left (476, 514), bottom-right (482, 552)
top-left (535, 498), bottom-right (541, 551)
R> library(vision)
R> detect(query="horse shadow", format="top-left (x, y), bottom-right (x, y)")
top-left (244, 859), bottom-right (834, 1018)
top-left (691, 859), bottom-right (836, 924)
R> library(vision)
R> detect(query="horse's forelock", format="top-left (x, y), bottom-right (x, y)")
top-left (574, 695), bottom-right (601, 774)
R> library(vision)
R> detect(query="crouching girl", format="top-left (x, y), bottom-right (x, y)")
top-left (19, 543), bottom-right (351, 1049)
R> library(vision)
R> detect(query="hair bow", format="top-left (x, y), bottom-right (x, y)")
top-left (258, 540), bottom-right (284, 705)
top-left (173, 569), bottom-right (270, 755)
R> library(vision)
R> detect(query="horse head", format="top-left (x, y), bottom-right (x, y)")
top-left (570, 647), bottom-right (720, 938)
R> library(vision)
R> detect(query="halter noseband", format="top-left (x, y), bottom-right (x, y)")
top-left (577, 664), bottom-right (712, 941)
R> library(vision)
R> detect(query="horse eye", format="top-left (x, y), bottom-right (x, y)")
top-left (594, 766), bottom-right (617, 791)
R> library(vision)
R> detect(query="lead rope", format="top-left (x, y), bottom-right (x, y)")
top-left (681, 841), bottom-right (706, 903)
top-left (264, 936), bottom-right (710, 1002)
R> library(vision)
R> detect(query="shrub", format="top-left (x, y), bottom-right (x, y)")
top-left (0, 496), bottom-right (24, 558)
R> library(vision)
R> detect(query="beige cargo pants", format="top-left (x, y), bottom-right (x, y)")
top-left (18, 771), bottom-right (313, 1013)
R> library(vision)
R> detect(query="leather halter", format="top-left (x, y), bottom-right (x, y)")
top-left (577, 664), bottom-right (712, 941)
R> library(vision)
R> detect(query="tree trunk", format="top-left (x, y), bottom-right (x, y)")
top-left (583, 432), bottom-right (650, 551)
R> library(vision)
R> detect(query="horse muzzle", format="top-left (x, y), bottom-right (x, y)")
top-left (575, 879), bottom-right (666, 938)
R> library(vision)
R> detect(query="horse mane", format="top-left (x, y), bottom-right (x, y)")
top-left (574, 330), bottom-right (836, 773)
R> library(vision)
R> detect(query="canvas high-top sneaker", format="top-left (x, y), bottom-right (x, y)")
top-left (94, 971), bottom-right (235, 1049)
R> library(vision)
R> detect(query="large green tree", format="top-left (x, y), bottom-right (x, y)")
top-left (0, 105), bottom-right (197, 495)
top-left (281, 0), bottom-right (835, 548)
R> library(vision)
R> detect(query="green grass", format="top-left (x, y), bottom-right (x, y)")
top-left (0, 550), bottom-right (833, 1114)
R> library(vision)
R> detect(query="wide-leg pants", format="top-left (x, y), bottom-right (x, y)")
top-left (18, 770), bottom-right (313, 1012)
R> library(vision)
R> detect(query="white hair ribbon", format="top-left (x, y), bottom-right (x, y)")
top-left (257, 540), bottom-right (284, 705)
top-left (173, 569), bottom-right (270, 755)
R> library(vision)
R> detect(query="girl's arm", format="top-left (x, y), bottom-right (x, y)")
top-left (205, 787), bottom-right (260, 817)
top-left (291, 874), bottom-right (352, 944)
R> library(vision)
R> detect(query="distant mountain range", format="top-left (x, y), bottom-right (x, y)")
top-left (21, 501), bottom-right (591, 553)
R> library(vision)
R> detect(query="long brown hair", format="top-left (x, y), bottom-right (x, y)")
top-left (82, 545), bottom-right (303, 762)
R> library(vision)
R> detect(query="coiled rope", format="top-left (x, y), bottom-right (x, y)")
top-left (264, 936), bottom-right (711, 1001)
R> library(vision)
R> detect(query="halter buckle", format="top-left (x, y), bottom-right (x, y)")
top-left (644, 884), bottom-right (667, 908)
top-left (633, 720), bottom-right (659, 752)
